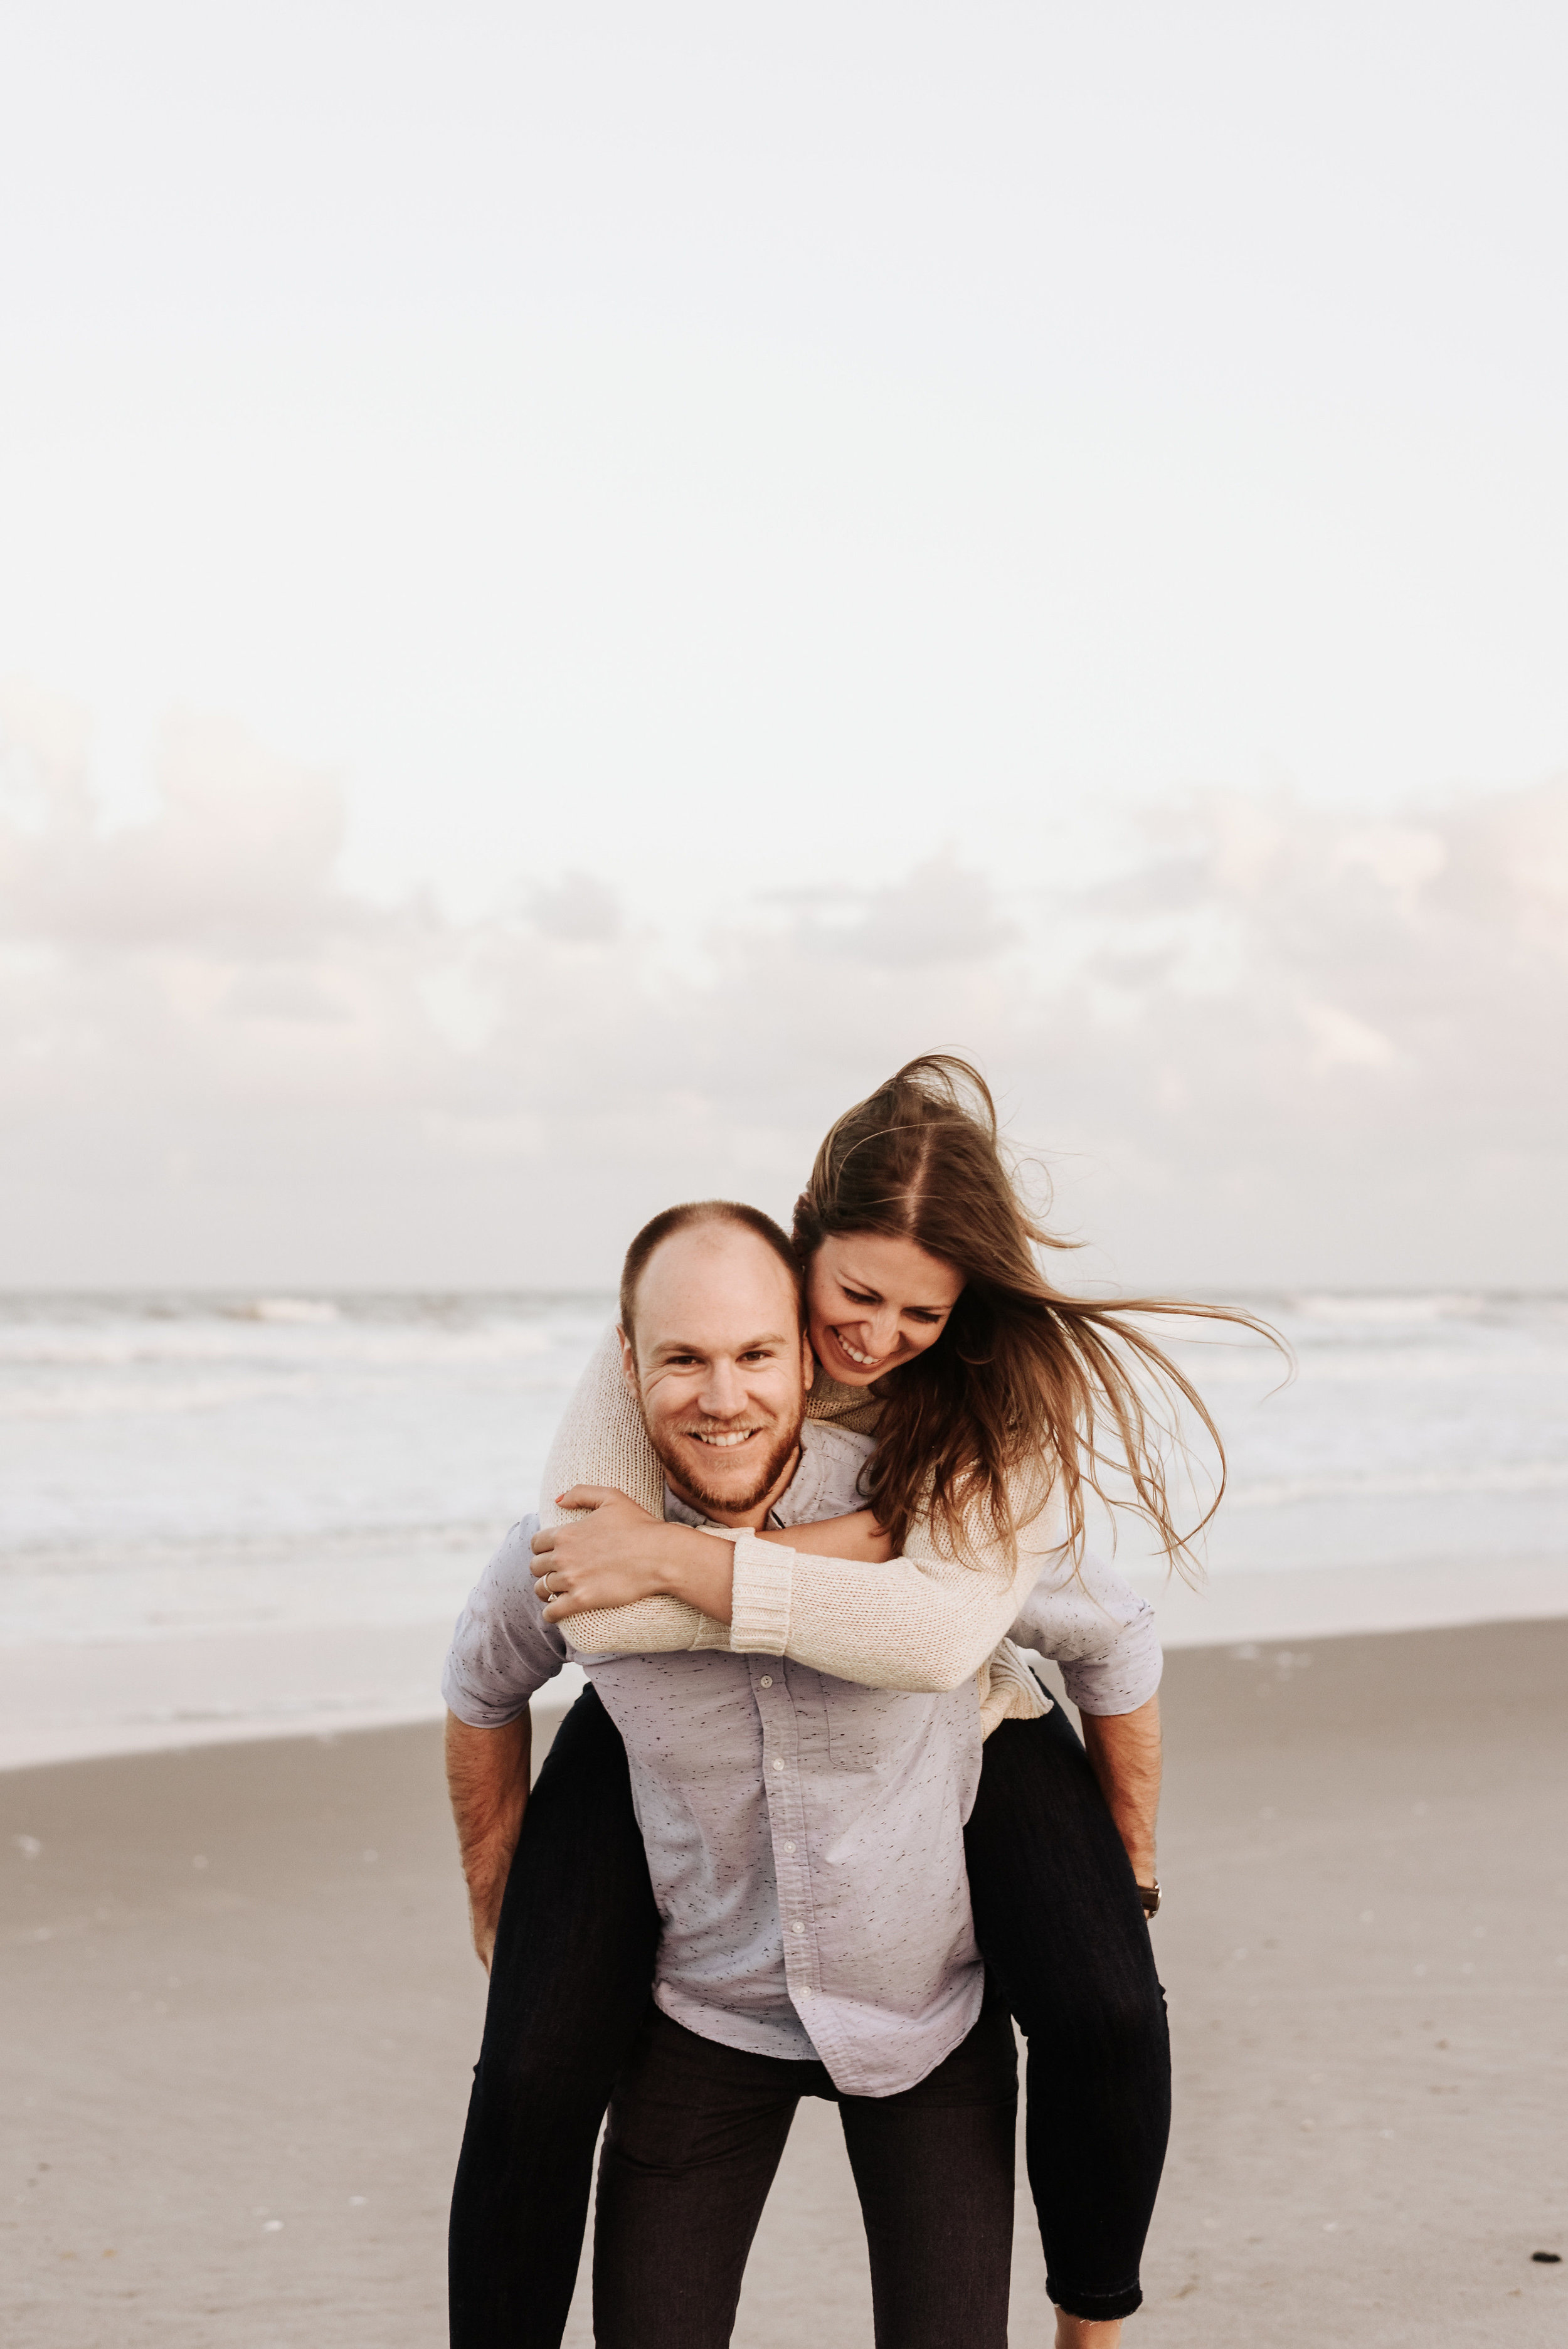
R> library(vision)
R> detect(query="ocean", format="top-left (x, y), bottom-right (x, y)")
top-left (4, 1288), bottom-right (1564, 1655)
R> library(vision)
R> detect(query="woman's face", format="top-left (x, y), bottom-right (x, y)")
top-left (806, 1231), bottom-right (965, 1387)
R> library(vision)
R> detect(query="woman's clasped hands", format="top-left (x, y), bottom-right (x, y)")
top-left (529, 1488), bottom-right (695, 1620)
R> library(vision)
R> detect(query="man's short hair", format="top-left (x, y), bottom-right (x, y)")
top-left (619, 1201), bottom-right (803, 1350)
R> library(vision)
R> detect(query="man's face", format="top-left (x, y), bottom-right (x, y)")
top-left (620, 1224), bottom-right (813, 1525)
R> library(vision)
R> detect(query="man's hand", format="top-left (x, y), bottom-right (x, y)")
top-left (532, 1489), bottom-right (737, 1623)
top-left (445, 1711), bottom-right (531, 1970)
top-left (1080, 1693), bottom-right (1162, 1897)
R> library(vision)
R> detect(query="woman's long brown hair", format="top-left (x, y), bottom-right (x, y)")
top-left (793, 1055), bottom-right (1285, 1576)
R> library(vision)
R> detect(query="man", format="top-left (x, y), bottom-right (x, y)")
top-left (444, 1204), bottom-right (1161, 2346)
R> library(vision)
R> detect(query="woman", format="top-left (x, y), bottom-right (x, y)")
top-left (448, 1057), bottom-right (1271, 2347)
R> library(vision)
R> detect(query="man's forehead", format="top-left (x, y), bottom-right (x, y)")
top-left (640, 1226), bottom-right (795, 1304)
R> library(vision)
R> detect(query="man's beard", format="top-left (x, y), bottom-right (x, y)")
top-left (648, 1416), bottom-right (804, 1520)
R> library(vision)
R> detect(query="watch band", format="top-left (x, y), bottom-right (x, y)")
top-left (1136, 1878), bottom-right (1162, 1917)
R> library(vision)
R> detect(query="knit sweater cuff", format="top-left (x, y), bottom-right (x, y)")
top-left (727, 1530), bottom-right (795, 1655)
top-left (677, 1527), bottom-right (741, 1650)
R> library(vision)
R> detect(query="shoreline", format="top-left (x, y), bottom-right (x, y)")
top-left (1, 1552), bottom-right (1564, 1774)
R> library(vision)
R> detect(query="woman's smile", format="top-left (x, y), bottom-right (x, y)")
top-left (826, 1325), bottom-right (896, 1371)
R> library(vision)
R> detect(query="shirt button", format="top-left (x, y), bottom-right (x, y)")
top-left (781, 1841), bottom-right (796, 1855)
top-left (772, 1758), bottom-right (785, 1773)
top-left (792, 1922), bottom-right (805, 1934)
top-left (759, 1675), bottom-right (773, 1687)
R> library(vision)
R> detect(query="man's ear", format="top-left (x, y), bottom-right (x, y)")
top-left (800, 1325), bottom-right (815, 1392)
top-left (617, 1327), bottom-right (640, 1393)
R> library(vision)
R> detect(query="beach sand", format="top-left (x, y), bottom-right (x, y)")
top-left (4, 1619), bottom-right (1565, 2347)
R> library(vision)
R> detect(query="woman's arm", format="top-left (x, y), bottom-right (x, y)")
top-left (715, 1507), bottom-right (1055, 1692)
top-left (540, 1325), bottom-right (1059, 1690)
top-left (531, 1493), bottom-right (892, 1625)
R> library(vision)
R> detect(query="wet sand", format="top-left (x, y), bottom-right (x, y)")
top-left (4, 1618), bottom-right (1566, 2346)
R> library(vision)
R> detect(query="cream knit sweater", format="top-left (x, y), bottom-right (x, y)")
top-left (540, 1327), bottom-right (1061, 1736)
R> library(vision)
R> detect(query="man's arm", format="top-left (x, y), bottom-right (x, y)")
top-left (1079, 1693), bottom-right (1161, 1891)
top-left (445, 1710), bottom-right (531, 1971)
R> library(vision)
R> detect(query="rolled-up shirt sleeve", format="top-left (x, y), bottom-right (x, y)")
top-left (442, 1515), bottom-right (573, 1727)
top-left (1007, 1547), bottom-right (1163, 1716)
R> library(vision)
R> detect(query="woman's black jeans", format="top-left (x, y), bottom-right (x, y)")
top-left (448, 1683), bottom-right (1169, 2344)
top-left (965, 1696), bottom-right (1171, 2321)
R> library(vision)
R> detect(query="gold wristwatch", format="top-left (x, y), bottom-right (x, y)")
top-left (1136, 1879), bottom-right (1162, 1917)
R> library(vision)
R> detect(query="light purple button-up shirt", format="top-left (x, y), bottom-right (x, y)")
top-left (443, 1422), bottom-right (987, 2097)
top-left (445, 1416), bottom-right (1163, 2097)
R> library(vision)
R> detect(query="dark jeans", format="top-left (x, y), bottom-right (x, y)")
top-left (449, 1684), bottom-right (1169, 2344)
top-left (594, 2002), bottom-right (1018, 2349)
top-left (965, 1697), bottom-right (1170, 2322)
top-left (449, 1689), bottom-right (663, 2349)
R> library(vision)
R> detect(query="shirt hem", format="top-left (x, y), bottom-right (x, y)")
top-left (654, 1983), bottom-right (820, 2063)
top-left (804, 1971), bottom-right (988, 2099)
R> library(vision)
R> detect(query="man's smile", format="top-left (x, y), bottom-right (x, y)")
top-left (681, 1425), bottom-right (763, 1449)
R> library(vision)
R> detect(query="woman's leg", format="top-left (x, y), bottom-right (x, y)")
top-left (964, 1695), bottom-right (1171, 2327)
top-left (591, 2010), bottom-right (805, 2349)
top-left (837, 1995), bottom-right (1018, 2349)
top-left (448, 1685), bottom-right (662, 2349)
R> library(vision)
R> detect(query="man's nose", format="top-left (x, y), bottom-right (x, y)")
top-left (697, 1359), bottom-right (747, 1418)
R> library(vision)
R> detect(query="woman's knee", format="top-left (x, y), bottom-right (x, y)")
top-left (1000, 1914), bottom-right (1166, 2037)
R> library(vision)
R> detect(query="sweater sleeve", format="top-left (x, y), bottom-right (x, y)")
top-left (721, 1498), bottom-right (1061, 1692)
top-left (539, 1327), bottom-right (1064, 1690)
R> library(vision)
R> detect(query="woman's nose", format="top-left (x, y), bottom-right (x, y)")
top-left (852, 1314), bottom-right (899, 1359)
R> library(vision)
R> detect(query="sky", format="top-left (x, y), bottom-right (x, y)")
top-left (2, 1), bottom-right (1566, 1288)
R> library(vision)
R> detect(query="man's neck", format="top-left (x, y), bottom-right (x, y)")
top-left (664, 1442), bottom-right (804, 1531)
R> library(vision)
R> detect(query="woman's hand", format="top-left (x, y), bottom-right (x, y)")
top-left (531, 1488), bottom-right (737, 1624)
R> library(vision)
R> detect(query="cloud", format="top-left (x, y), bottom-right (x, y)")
top-left (0, 695), bottom-right (352, 952)
top-left (1298, 1001), bottom-right (1397, 1076)
top-left (2, 689), bottom-right (1564, 1288)
top-left (531, 871), bottom-right (624, 945)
